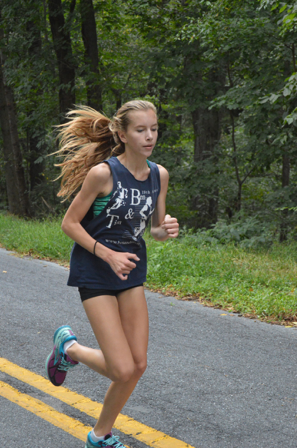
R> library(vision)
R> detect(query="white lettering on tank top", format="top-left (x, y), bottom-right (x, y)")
top-left (106, 214), bottom-right (121, 228)
top-left (106, 185), bottom-right (154, 240)
top-left (130, 189), bottom-right (141, 205)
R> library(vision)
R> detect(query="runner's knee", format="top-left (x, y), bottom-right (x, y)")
top-left (134, 359), bottom-right (147, 377)
top-left (110, 363), bottom-right (135, 383)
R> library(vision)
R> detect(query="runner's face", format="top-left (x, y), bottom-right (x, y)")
top-left (120, 109), bottom-right (158, 157)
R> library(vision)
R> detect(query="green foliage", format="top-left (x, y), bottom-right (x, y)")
top-left (1, 0), bottom-right (297, 239)
top-left (1, 212), bottom-right (297, 321)
top-left (146, 234), bottom-right (297, 321)
top-left (183, 217), bottom-right (275, 249)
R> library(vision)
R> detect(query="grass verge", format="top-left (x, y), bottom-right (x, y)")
top-left (146, 236), bottom-right (297, 324)
top-left (1, 213), bottom-right (297, 324)
top-left (0, 213), bottom-right (72, 263)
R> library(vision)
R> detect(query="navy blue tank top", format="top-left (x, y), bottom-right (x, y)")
top-left (67, 157), bottom-right (161, 289)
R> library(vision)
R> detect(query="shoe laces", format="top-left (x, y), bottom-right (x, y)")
top-left (58, 355), bottom-right (77, 372)
top-left (55, 327), bottom-right (72, 351)
top-left (53, 327), bottom-right (74, 365)
top-left (103, 435), bottom-right (124, 448)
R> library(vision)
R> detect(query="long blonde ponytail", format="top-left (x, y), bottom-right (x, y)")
top-left (55, 100), bottom-right (156, 201)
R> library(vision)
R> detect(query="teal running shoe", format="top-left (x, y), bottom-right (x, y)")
top-left (45, 325), bottom-right (78, 386)
top-left (85, 432), bottom-right (125, 447)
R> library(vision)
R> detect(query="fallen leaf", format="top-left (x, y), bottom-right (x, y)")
top-left (3, 271), bottom-right (7, 273)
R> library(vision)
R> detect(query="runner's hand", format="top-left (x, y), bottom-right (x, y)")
top-left (161, 214), bottom-right (179, 238)
top-left (107, 251), bottom-right (140, 281)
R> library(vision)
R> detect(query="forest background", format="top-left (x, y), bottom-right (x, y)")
top-left (2, 0), bottom-right (297, 239)
top-left (2, 0), bottom-right (297, 322)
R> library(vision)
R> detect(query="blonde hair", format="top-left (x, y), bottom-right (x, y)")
top-left (55, 100), bottom-right (157, 201)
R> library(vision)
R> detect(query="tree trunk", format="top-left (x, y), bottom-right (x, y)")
top-left (0, 46), bottom-right (30, 216)
top-left (279, 152), bottom-right (290, 242)
top-left (112, 89), bottom-right (122, 111)
top-left (26, 18), bottom-right (45, 191)
top-left (80, 0), bottom-right (102, 111)
top-left (236, 182), bottom-right (242, 213)
top-left (48, 0), bottom-right (76, 117)
top-left (230, 112), bottom-right (242, 214)
top-left (282, 152), bottom-right (290, 189)
top-left (28, 132), bottom-right (44, 191)
top-left (191, 105), bottom-right (221, 226)
top-left (189, 63), bottom-right (223, 228)
top-left (192, 107), bottom-right (221, 163)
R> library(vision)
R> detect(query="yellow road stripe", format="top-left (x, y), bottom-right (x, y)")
top-left (0, 380), bottom-right (90, 441)
top-left (0, 358), bottom-right (195, 448)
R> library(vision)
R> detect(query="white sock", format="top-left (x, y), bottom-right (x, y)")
top-left (63, 340), bottom-right (77, 355)
top-left (90, 429), bottom-right (105, 442)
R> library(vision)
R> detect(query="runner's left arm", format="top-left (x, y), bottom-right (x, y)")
top-left (150, 165), bottom-right (179, 241)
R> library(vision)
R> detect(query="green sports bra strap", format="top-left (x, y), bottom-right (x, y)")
top-left (93, 192), bottom-right (112, 216)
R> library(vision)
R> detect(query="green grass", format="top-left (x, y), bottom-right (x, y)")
top-left (1, 213), bottom-right (297, 323)
top-left (0, 213), bottom-right (73, 262)
top-left (146, 236), bottom-right (297, 322)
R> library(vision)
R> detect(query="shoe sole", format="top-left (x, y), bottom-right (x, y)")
top-left (45, 350), bottom-right (54, 382)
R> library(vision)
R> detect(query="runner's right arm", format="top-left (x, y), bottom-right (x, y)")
top-left (61, 164), bottom-right (139, 280)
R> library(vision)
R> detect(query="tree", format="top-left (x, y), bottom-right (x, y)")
top-left (80, 0), bottom-right (102, 110)
top-left (48, 0), bottom-right (76, 117)
top-left (0, 20), bottom-right (30, 216)
top-left (179, 0), bottom-right (297, 236)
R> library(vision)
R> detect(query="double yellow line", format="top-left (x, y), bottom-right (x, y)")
top-left (0, 358), bottom-right (194, 448)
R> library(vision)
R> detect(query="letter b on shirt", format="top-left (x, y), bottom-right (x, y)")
top-left (131, 189), bottom-right (141, 205)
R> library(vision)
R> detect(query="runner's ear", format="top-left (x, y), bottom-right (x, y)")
top-left (118, 130), bottom-right (127, 143)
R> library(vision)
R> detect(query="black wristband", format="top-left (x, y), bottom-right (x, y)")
top-left (93, 240), bottom-right (98, 255)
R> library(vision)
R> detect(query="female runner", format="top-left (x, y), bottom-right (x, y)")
top-left (45, 100), bottom-right (179, 448)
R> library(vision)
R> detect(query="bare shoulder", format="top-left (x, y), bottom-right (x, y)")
top-left (82, 162), bottom-right (112, 197)
top-left (89, 162), bottom-right (112, 181)
top-left (157, 164), bottom-right (169, 182)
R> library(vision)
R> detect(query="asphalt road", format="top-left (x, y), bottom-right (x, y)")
top-left (0, 247), bottom-right (297, 448)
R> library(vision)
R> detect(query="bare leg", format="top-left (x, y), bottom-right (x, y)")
top-left (68, 294), bottom-right (135, 382)
top-left (67, 286), bottom-right (148, 437)
top-left (94, 287), bottom-right (148, 436)
top-left (67, 344), bottom-right (108, 377)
